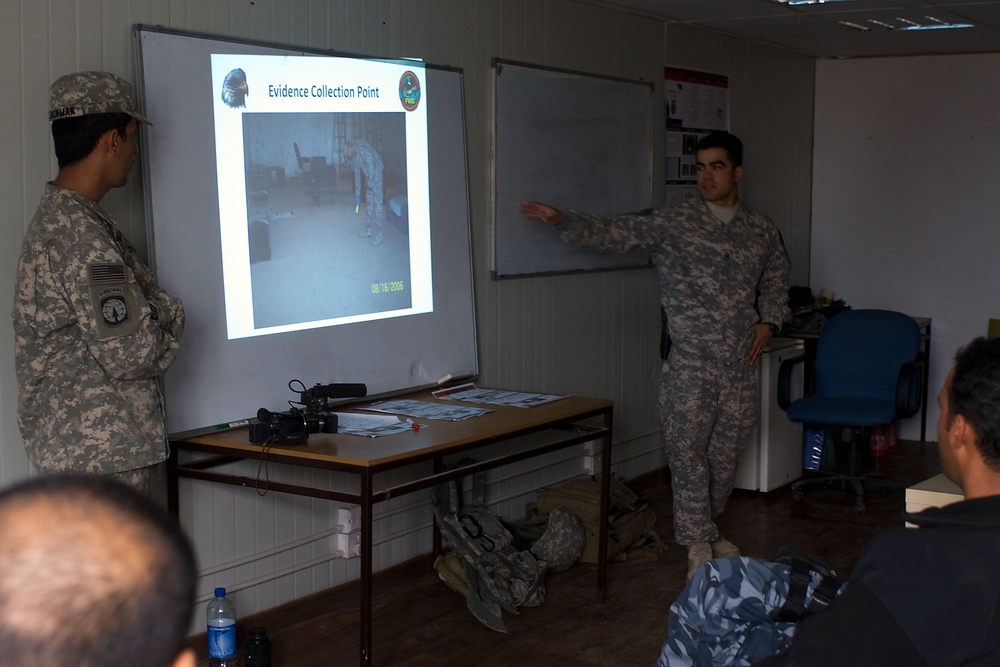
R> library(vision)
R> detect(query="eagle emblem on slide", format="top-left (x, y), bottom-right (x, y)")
top-left (221, 68), bottom-right (249, 108)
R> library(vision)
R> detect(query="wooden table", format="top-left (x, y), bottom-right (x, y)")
top-left (168, 389), bottom-right (614, 666)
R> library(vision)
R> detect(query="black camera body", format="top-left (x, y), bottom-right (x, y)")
top-left (249, 381), bottom-right (367, 445)
top-left (249, 407), bottom-right (338, 445)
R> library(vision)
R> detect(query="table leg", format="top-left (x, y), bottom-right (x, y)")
top-left (360, 470), bottom-right (374, 666)
top-left (432, 457), bottom-right (443, 555)
top-left (167, 446), bottom-right (179, 516)
top-left (919, 326), bottom-right (931, 442)
top-left (597, 409), bottom-right (613, 600)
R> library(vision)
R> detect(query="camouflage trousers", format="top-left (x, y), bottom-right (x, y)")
top-left (654, 557), bottom-right (798, 667)
top-left (659, 350), bottom-right (757, 545)
top-left (364, 180), bottom-right (385, 233)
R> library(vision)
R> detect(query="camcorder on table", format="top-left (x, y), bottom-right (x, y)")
top-left (249, 380), bottom-right (367, 445)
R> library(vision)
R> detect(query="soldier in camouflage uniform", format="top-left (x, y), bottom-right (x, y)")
top-left (346, 138), bottom-right (386, 246)
top-left (521, 132), bottom-right (790, 580)
top-left (12, 72), bottom-right (185, 493)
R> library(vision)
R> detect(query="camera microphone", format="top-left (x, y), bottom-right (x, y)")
top-left (299, 383), bottom-right (367, 410)
top-left (307, 383), bottom-right (368, 399)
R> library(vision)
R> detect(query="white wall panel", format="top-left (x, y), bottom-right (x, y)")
top-left (814, 53), bottom-right (1000, 441)
top-left (2, 0), bottom-right (813, 626)
top-left (0, 3), bottom-right (24, 485)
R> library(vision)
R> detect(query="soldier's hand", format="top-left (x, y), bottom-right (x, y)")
top-left (520, 201), bottom-right (564, 226)
top-left (745, 323), bottom-right (772, 365)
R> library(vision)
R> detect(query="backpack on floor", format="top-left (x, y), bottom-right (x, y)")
top-left (526, 475), bottom-right (665, 564)
top-left (433, 504), bottom-right (547, 632)
top-left (431, 460), bottom-right (547, 633)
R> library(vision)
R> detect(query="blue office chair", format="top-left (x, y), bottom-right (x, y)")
top-left (778, 309), bottom-right (925, 513)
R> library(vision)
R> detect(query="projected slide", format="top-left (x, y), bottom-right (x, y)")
top-left (211, 54), bottom-right (431, 339)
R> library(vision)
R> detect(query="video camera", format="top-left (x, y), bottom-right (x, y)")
top-left (249, 379), bottom-right (367, 445)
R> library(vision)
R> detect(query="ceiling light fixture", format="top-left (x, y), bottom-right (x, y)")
top-left (771, 0), bottom-right (858, 5)
top-left (901, 16), bottom-right (974, 31)
top-left (839, 20), bottom-right (870, 31)
top-left (839, 15), bottom-right (975, 32)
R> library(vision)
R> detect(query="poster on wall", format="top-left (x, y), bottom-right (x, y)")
top-left (664, 66), bottom-right (729, 205)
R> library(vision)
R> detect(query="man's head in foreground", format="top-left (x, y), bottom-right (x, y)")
top-left (0, 474), bottom-right (197, 667)
top-left (937, 336), bottom-right (1000, 498)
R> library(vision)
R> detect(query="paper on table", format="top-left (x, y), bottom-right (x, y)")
top-left (362, 398), bottom-right (490, 421)
top-left (333, 412), bottom-right (416, 437)
top-left (432, 384), bottom-right (564, 408)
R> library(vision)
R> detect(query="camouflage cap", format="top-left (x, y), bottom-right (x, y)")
top-left (49, 71), bottom-right (151, 125)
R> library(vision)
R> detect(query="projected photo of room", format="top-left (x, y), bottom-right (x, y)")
top-left (242, 112), bottom-right (410, 329)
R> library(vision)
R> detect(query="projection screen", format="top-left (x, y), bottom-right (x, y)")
top-left (134, 26), bottom-right (477, 436)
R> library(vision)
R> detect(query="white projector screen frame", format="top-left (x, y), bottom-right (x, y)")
top-left (134, 26), bottom-right (477, 436)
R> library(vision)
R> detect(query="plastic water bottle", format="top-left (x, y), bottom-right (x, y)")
top-left (207, 587), bottom-right (237, 667)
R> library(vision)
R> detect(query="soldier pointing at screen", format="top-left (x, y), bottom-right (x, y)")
top-left (522, 131), bottom-right (790, 581)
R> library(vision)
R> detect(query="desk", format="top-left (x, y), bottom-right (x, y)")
top-left (905, 473), bottom-right (962, 526)
top-left (782, 316), bottom-right (932, 441)
top-left (168, 389), bottom-right (614, 666)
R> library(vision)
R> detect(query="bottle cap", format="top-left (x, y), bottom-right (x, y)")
top-left (215, 587), bottom-right (226, 597)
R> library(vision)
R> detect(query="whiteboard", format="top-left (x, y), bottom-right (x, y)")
top-left (134, 26), bottom-right (477, 435)
top-left (492, 60), bottom-right (653, 278)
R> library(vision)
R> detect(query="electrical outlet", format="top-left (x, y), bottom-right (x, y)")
top-left (335, 506), bottom-right (361, 533)
top-left (583, 440), bottom-right (601, 456)
top-left (335, 531), bottom-right (361, 558)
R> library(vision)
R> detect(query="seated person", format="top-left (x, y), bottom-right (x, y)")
top-left (656, 336), bottom-right (1000, 667)
top-left (0, 473), bottom-right (197, 667)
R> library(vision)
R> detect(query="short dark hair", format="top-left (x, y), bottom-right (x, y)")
top-left (696, 131), bottom-right (743, 167)
top-left (51, 112), bottom-right (132, 168)
top-left (950, 337), bottom-right (1000, 469)
top-left (0, 474), bottom-right (197, 667)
